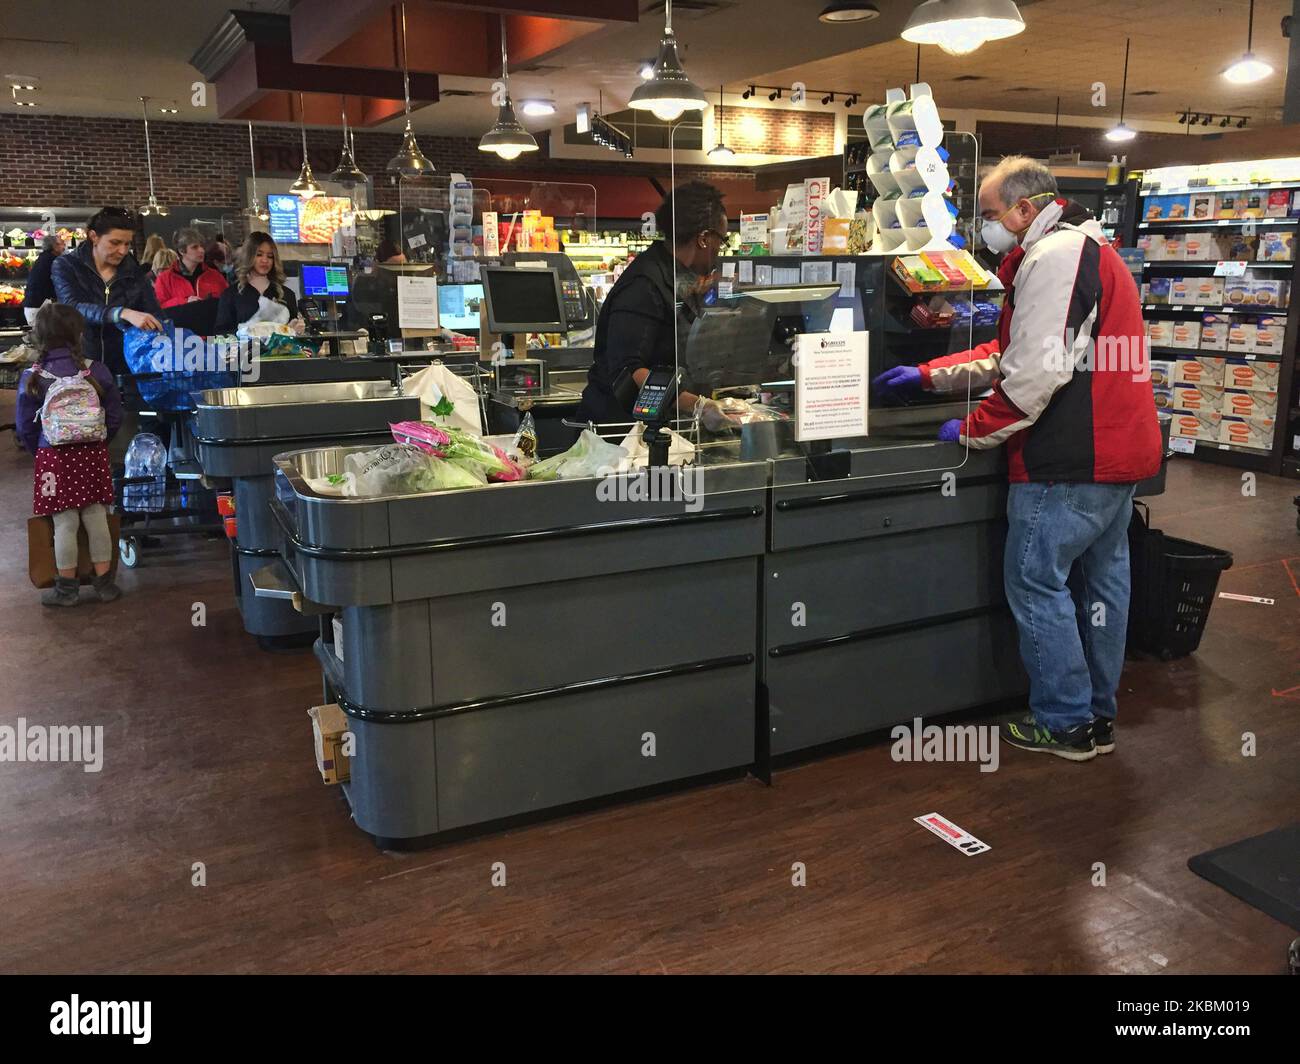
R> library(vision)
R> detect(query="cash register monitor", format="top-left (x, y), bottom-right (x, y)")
top-left (480, 266), bottom-right (567, 334)
top-left (300, 264), bottom-right (351, 300)
top-left (682, 284), bottom-right (838, 394)
top-left (437, 283), bottom-right (483, 333)
top-left (347, 263), bottom-right (437, 338)
top-left (502, 251), bottom-right (591, 328)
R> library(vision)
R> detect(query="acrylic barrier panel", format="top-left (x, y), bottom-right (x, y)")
top-left (397, 178), bottom-right (493, 283)
top-left (660, 122), bottom-right (996, 504)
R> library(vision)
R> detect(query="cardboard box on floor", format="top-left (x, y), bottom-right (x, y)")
top-left (308, 704), bottom-right (351, 785)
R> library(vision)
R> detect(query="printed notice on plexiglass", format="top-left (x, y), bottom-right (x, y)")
top-left (793, 331), bottom-right (868, 442)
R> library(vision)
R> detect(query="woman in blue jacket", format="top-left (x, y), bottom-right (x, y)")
top-left (51, 207), bottom-right (164, 374)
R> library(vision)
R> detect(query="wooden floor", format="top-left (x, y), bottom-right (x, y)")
top-left (1, 395), bottom-right (1296, 973)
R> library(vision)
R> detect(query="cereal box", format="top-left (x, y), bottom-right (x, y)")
top-left (1257, 230), bottom-right (1295, 261)
top-left (1189, 193), bottom-right (1216, 222)
top-left (1137, 232), bottom-right (1167, 260)
top-left (1223, 233), bottom-right (1258, 261)
top-left (1153, 387), bottom-right (1176, 411)
top-left (1223, 276), bottom-right (1253, 305)
top-left (1248, 278), bottom-right (1286, 308)
top-left (1149, 360), bottom-right (1175, 388)
top-left (1216, 194), bottom-right (1240, 219)
top-left (1161, 235), bottom-right (1186, 260)
top-left (1239, 191), bottom-right (1266, 219)
top-left (1266, 190), bottom-right (1291, 218)
top-left (1146, 319), bottom-right (1172, 347)
top-left (1169, 276), bottom-right (1194, 304)
top-left (1147, 276), bottom-right (1171, 304)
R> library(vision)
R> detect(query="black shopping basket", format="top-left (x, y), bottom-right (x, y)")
top-left (1127, 500), bottom-right (1234, 660)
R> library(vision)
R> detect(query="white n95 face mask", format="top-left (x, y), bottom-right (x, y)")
top-left (980, 219), bottom-right (1017, 255)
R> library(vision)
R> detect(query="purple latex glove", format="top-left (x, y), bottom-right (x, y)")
top-left (872, 364), bottom-right (923, 397)
top-left (938, 418), bottom-right (964, 443)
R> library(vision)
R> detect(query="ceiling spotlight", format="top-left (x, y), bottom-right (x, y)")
top-left (822, 93), bottom-right (834, 105)
top-left (160, 106), bottom-right (178, 114)
top-left (742, 85), bottom-right (755, 100)
top-left (1177, 112), bottom-right (1187, 124)
top-left (1201, 113), bottom-right (1212, 125)
top-left (1237, 117), bottom-right (1248, 128)
top-left (520, 98), bottom-right (556, 117)
top-left (769, 88), bottom-right (781, 101)
top-left (1220, 116), bottom-right (1231, 127)
top-left (819, 1), bottom-right (882, 22)
top-left (845, 93), bottom-right (858, 108)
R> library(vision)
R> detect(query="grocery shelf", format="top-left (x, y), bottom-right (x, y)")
top-left (1149, 346), bottom-right (1281, 362)
top-left (1138, 217), bottom-right (1297, 230)
top-left (1143, 303), bottom-right (1288, 315)
top-left (1140, 179), bottom-right (1300, 196)
top-left (1142, 260), bottom-right (1294, 270)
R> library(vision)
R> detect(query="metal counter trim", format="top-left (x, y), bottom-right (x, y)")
top-left (767, 604), bottom-right (1010, 658)
top-left (774, 473), bottom-right (1005, 511)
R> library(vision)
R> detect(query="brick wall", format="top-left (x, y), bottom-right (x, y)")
top-left (0, 113), bottom-right (752, 215)
top-left (722, 108), bottom-right (835, 157)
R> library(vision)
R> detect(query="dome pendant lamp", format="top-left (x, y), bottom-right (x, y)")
top-left (901, 0), bottom-right (1025, 57)
top-left (628, 0), bottom-right (708, 123)
top-left (1105, 38), bottom-right (1137, 143)
top-left (329, 96), bottom-right (369, 186)
top-left (138, 96), bottom-right (168, 217)
top-left (479, 16), bottom-right (539, 160)
top-left (706, 86), bottom-right (735, 161)
top-left (246, 121), bottom-right (269, 222)
top-left (387, 1), bottom-right (436, 176)
top-left (289, 92), bottom-right (324, 199)
top-left (1223, 0), bottom-right (1273, 85)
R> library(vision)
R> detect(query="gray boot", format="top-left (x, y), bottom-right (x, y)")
top-left (41, 576), bottom-right (81, 608)
top-left (92, 572), bottom-right (122, 603)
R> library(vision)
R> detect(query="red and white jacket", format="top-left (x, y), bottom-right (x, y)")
top-left (919, 199), bottom-right (1161, 484)
top-left (155, 261), bottom-right (228, 309)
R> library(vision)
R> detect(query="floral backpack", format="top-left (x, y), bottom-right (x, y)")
top-left (36, 368), bottom-right (106, 445)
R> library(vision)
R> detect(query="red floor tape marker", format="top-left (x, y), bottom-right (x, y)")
top-left (914, 813), bottom-right (990, 856)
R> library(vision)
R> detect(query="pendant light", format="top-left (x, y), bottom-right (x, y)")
top-left (629, 0), bottom-right (708, 123)
top-left (138, 96), bottom-right (168, 217)
top-left (706, 86), bottom-right (735, 161)
top-left (289, 92), bottom-right (324, 199)
top-left (818, 1), bottom-right (881, 22)
top-left (1223, 0), bottom-right (1273, 85)
top-left (329, 95), bottom-right (369, 186)
top-left (245, 121), bottom-right (269, 222)
top-left (1105, 38), bottom-right (1137, 143)
top-left (387, 1), bottom-right (436, 176)
top-left (479, 16), bottom-right (539, 160)
top-left (901, 0), bottom-right (1025, 56)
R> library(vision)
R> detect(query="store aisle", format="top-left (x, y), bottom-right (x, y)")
top-left (0, 412), bottom-right (1295, 974)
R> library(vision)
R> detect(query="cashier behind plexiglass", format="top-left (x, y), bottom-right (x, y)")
top-left (576, 181), bottom-right (745, 432)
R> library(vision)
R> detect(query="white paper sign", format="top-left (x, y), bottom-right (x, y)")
top-left (836, 261), bottom-right (856, 297)
top-left (804, 177), bottom-right (831, 255)
top-left (1214, 260), bottom-right (1248, 276)
top-left (482, 211), bottom-right (500, 258)
top-left (397, 276), bottom-right (439, 329)
top-left (914, 812), bottom-right (991, 856)
top-left (717, 281), bottom-right (734, 300)
top-left (407, 233), bottom-right (427, 250)
top-left (740, 212), bottom-right (769, 245)
top-left (773, 267), bottom-right (801, 285)
top-left (1170, 436), bottom-right (1197, 454)
top-left (801, 260), bottom-right (833, 284)
top-left (793, 330), bottom-right (868, 441)
top-left (721, 260), bottom-right (736, 277)
top-left (738, 259), bottom-right (754, 283)
top-left (755, 264), bottom-right (773, 286)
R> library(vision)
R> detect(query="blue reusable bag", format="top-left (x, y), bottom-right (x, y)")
top-left (121, 324), bottom-right (236, 412)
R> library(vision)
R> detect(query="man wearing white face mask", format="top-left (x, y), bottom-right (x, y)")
top-left (874, 155), bottom-right (1160, 763)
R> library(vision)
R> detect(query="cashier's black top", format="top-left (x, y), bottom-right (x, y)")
top-left (576, 240), bottom-right (702, 425)
top-left (212, 280), bottom-right (298, 335)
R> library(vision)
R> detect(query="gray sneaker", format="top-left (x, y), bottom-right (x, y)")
top-left (41, 576), bottom-right (80, 608)
top-left (1092, 717), bottom-right (1115, 755)
top-left (92, 573), bottom-right (122, 603)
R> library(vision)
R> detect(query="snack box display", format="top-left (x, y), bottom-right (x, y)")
top-left (1216, 194), bottom-right (1240, 219)
top-left (1251, 315), bottom-right (1283, 356)
top-left (1266, 190), bottom-right (1292, 218)
top-left (1174, 355), bottom-right (1226, 386)
top-left (1218, 415), bottom-right (1276, 449)
top-left (1182, 232), bottom-right (1215, 261)
top-left (1147, 276), bottom-right (1171, 303)
top-left (1223, 276), bottom-right (1254, 305)
top-left (1248, 278), bottom-right (1288, 308)
top-left (1224, 359), bottom-right (1281, 391)
top-left (891, 255), bottom-right (945, 290)
top-left (1239, 191), bottom-right (1266, 219)
top-left (1152, 387), bottom-right (1176, 411)
top-left (1257, 230), bottom-right (1295, 261)
top-left (920, 252), bottom-right (970, 287)
top-left (1226, 319), bottom-right (1256, 353)
top-left (1137, 233), bottom-right (1166, 260)
top-left (1189, 193), bottom-right (1216, 221)
top-left (1171, 410), bottom-right (1222, 441)
top-left (1220, 388), bottom-right (1277, 420)
top-left (1144, 194), bottom-right (1190, 221)
top-left (1160, 235), bottom-right (1186, 260)
top-left (1200, 312), bottom-right (1229, 351)
top-left (1172, 384), bottom-right (1224, 413)
top-left (1292, 189), bottom-right (1300, 217)
top-left (1170, 320), bottom-right (1201, 349)
top-left (1146, 320), bottom-right (1172, 347)
top-left (1168, 276), bottom-right (1194, 304)
top-left (1223, 233), bottom-right (1258, 261)
top-left (1191, 276), bottom-right (1224, 305)
top-left (1149, 359), bottom-right (1175, 388)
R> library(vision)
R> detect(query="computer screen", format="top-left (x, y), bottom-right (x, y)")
top-left (438, 283), bottom-right (483, 332)
top-left (480, 267), bottom-right (566, 333)
top-left (300, 264), bottom-right (351, 298)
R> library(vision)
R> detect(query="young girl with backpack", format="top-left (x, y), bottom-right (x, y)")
top-left (17, 303), bottom-right (125, 606)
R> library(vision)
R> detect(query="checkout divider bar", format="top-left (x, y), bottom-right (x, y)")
top-left (270, 496), bottom-right (764, 560)
top-left (774, 473), bottom-right (1005, 511)
top-left (192, 427), bottom-right (399, 449)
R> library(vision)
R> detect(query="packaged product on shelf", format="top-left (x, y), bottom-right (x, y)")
top-left (1256, 230), bottom-right (1295, 261)
top-left (1226, 319), bottom-right (1256, 353)
top-left (1251, 315), bottom-right (1283, 355)
top-left (1137, 233), bottom-right (1166, 260)
top-left (1192, 276), bottom-right (1225, 305)
top-left (1221, 388), bottom-right (1277, 420)
top-left (892, 255), bottom-right (944, 289)
top-left (1218, 415), bottom-right (1276, 449)
top-left (1174, 355), bottom-right (1226, 386)
top-left (1199, 312), bottom-right (1229, 350)
top-left (1147, 276), bottom-right (1171, 303)
top-left (1145, 194), bottom-right (1190, 221)
top-left (1169, 276), bottom-right (1194, 304)
top-left (1248, 278), bottom-right (1286, 307)
top-left (1171, 410), bottom-right (1222, 441)
top-left (1170, 319), bottom-right (1201, 349)
top-left (1189, 193), bottom-right (1216, 221)
top-left (1173, 384), bottom-right (1224, 413)
top-left (1239, 191), bottom-right (1266, 218)
top-left (1223, 276), bottom-right (1253, 305)
top-left (1291, 189), bottom-right (1300, 217)
top-left (1146, 319), bottom-right (1172, 347)
top-left (1149, 360), bottom-right (1175, 388)
top-left (1215, 194), bottom-right (1240, 219)
top-left (1161, 235), bottom-right (1186, 260)
top-left (1140, 282), bottom-right (1150, 303)
top-left (920, 252), bottom-right (968, 286)
top-left (1266, 190), bottom-right (1292, 217)
top-left (1224, 359), bottom-right (1281, 391)
top-left (1182, 232), bottom-right (1214, 261)
top-left (1152, 387), bottom-right (1175, 410)
top-left (1223, 233), bottom-right (1258, 261)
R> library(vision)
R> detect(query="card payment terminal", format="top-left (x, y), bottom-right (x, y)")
top-left (632, 365), bottom-right (681, 467)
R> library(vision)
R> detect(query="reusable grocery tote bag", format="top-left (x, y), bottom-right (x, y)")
top-left (401, 361), bottom-right (483, 434)
top-left (28, 512), bottom-right (122, 588)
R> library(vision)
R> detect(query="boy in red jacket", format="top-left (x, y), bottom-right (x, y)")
top-left (875, 156), bottom-right (1161, 761)
top-left (154, 227), bottom-right (228, 309)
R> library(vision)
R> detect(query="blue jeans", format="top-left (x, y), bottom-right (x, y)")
top-left (1004, 482), bottom-right (1136, 732)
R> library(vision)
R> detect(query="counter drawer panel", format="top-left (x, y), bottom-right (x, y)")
top-left (767, 610), bottom-right (1026, 755)
top-left (293, 553), bottom-right (394, 608)
top-left (430, 559), bottom-right (757, 705)
top-left (345, 716), bottom-right (439, 841)
top-left (342, 602), bottom-right (434, 711)
top-left (434, 666), bottom-right (754, 830)
top-left (764, 521), bottom-right (1006, 646)
top-left (771, 476), bottom-right (1007, 552)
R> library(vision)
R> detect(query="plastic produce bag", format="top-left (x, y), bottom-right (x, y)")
top-left (616, 423), bottom-right (695, 471)
top-left (401, 361), bottom-right (483, 434)
top-left (245, 295), bottom-right (291, 326)
top-left (122, 432), bottom-right (168, 512)
top-left (527, 429), bottom-right (627, 481)
top-left (389, 420), bottom-right (452, 456)
top-left (260, 332), bottom-right (319, 358)
top-left (340, 444), bottom-right (434, 497)
top-left (390, 422), bottom-right (525, 482)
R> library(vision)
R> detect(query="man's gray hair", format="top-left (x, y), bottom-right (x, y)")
top-left (41, 233), bottom-right (59, 252)
top-left (987, 155), bottom-right (1058, 208)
